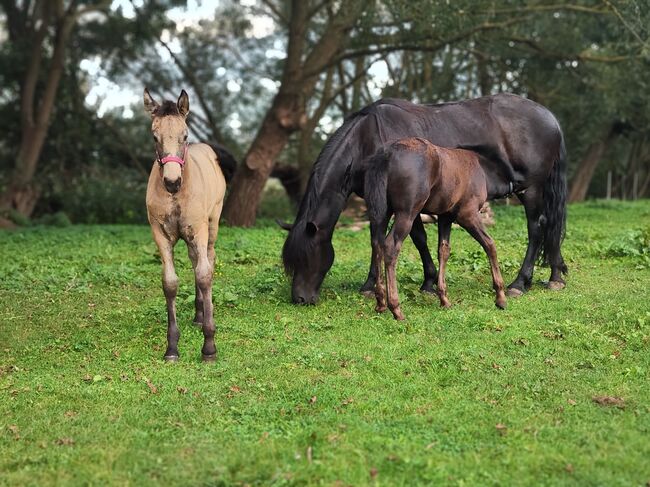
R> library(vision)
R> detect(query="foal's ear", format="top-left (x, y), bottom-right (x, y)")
top-left (306, 221), bottom-right (319, 236)
top-left (143, 88), bottom-right (159, 116)
top-left (177, 90), bottom-right (190, 117)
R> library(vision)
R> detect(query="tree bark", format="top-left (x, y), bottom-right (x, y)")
top-left (568, 125), bottom-right (617, 203)
top-left (222, 0), bottom-right (370, 226)
top-left (0, 0), bottom-right (111, 217)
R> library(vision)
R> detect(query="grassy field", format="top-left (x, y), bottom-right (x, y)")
top-left (1, 200), bottom-right (649, 486)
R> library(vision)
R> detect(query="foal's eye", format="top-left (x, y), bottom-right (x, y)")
top-left (183, 134), bottom-right (188, 141)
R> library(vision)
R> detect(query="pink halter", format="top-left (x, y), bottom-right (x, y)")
top-left (158, 143), bottom-right (188, 167)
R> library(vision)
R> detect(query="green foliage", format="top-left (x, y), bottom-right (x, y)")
top-left (1, 202), bottom-right (649, 485)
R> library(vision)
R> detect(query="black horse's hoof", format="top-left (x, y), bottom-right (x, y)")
top-left (547, 280), bottom-right (566, 291)
top-left (361, 290), bottom-right (375, 299)
top-left (420, 283), bottom-right (437, 294)
top-left (201, 353), bottom-right (217, 363)
top-left (164, 354), bottom-right (179, 362)
top-left (506, 287), bottom-right (525, 298)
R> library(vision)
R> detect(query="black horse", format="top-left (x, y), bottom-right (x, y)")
top-left (282, 94), bottom-right (568, 304)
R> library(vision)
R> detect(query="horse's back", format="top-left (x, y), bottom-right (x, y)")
top-left (188, 143), bottom-right (227, 206)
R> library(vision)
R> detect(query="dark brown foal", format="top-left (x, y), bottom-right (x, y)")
top-left (365, 137), bottom-right (507, 320)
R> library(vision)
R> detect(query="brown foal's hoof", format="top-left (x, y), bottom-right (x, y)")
top-left (496, 299), bottom-right (507, 310)
top-left (375, 304), bottom-right (387, 313)
top-left (547, 280), bottom-right (566, 291)
top-left (392, 310), bottom-right (406, 321)
top-left (163, 354), bottom-right (179, 362)
top-left (201, 353), bottom-right (217, 363)
top-left (506, 287), bottom-right (524, 298)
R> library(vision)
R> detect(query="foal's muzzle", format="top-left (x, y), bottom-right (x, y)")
top-left (164, 177), bottom-right (181, 194)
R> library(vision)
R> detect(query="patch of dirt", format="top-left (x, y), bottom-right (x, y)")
top-left (592, 395), bottom-right (625, 409)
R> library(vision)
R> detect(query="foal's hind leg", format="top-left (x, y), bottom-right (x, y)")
top-left (457, 209), bottom-right (507, 309)
top-left (370, 216), bottom-right (389, 313)
top-left (152, 227), bottom-right (180, 361)
top-left (384, 211), bottom-right (418, 320)
top-left (360, 214), bottom-right (437, 296)
top-left (507, 188), bottom-right (544, 297)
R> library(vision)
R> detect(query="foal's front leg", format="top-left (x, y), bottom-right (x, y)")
top-left (187, 245), bottom-right (204, 325)
top-left (436, 216), bottom-right (453, 308)
top-left (153, 228), bottom-right (180, 361)
top-left (189, 226), bottom-right (217, 362)
top-left (457, 211), bottom-right (507, 309)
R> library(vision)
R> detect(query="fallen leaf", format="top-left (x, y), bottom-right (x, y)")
top-left (55, 437), bottom-right (75, 446)
top-left (369, 467), bottom-right (378, 479)
top-left (229, 385), bottom-right (241, 393)
top-left (177, 386), bottom-right (188, 394)
top-left (568, 399), bottom-right (577, 406)
top-left (82, 374), bottom-right (92, 382)
top-left (306, 445), bottom-right (313, 464)
top-left (592, 395), bottom-right (625, 409)
top-left (7, 425), bottom-right (19, 439)
top-left (495, 423), bottom-right (508, 436)
top-left (145, 379), bottom-right (158, 394)
top-left (309, 396), bottom-right (317, 405)
top-left (64, 411), bottom-right (77, 418)
top-left (565, 463), bottom-right (574, 474)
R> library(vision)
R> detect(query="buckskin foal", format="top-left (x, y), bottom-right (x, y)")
top-left (144, 88), bottom-right (227, 362)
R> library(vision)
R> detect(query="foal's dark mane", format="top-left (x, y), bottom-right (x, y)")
top-left (153, 100), bottom-right (180, 117)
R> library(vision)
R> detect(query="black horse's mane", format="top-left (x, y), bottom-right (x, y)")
top-left (282, 104), bottom-right (382, 275)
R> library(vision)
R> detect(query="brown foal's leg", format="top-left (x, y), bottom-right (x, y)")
top-left (436, 215), bottom-right (453, 308)
top-left (457, 210), bottom-right (507, 309)
top-left (152, 228), bottom-right (180, 361)
top-left (384, 212), bottom-right (417, 321)
top-left (370, 219), bottom-right (388, 313)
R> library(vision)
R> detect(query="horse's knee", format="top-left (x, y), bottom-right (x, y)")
top-left (163, 273), bottom-right (178, 298)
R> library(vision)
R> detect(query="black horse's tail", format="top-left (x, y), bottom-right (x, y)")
top-left (541, 134), bottom-right (568, 274)
top-left (364, 148), bottom-right (390, 225)
top-left (206, 142), bottom-right (237, 183)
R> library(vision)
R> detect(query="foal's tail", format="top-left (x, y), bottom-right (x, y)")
top-left (541, 134), bottom-right (568, 274)
top-left (364, 148), bottom-right (390, 225)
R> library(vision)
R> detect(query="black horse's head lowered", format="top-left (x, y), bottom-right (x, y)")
top-left (282, 94), bottom-right (567, 304)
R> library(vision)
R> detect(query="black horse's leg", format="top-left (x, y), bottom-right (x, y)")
top-left (410, 215), bottom-right (438, 293)
top-left (360, 214), bottom-right (437, 295)
top-left (508, 188), bottom-right (544, 297)
top-left (360, 242), bottom-right (378, 296)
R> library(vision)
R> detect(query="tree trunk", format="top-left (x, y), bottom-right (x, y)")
top-left (568, 125), bottom-right (617, 203)
top-left (221, 98), bottom-right (299, 226)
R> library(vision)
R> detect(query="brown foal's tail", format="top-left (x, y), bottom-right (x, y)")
top-left (541, 134), bottom-right (568, 274)
top-left (364, 148), bottom-right (390, 225)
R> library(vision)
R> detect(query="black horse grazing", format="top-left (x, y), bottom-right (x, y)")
top-left (282, 94), bottom-right (567, 304)
top-left (364, 138), bottom-right (507, 320)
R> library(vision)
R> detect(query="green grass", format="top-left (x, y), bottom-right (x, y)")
top-left (1, 200), bottom-right (649, 486)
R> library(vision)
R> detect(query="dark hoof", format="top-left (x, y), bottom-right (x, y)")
top-left (392, 308), bottom-right (406, 321)
top-left (164, 354), bottom-right (179, 362)
top-left (192, 320), bottom-right (203, 327)
top-left (440, 301), bottom-right (452, 309)
top-left (496, 300), bottom-right (507, 310)
top-left (361, 290), bottom-right (376, 299)
top-left (547, 280), bottom-right (566, 291)
top-left (201, 353), bottom-right (217, 363)
top-left (420, 283), bottom-right (437, 294)
top-left (506, 287), bottom-right (524, 298)
top-left (375, 304), bottom-right (387, 313)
